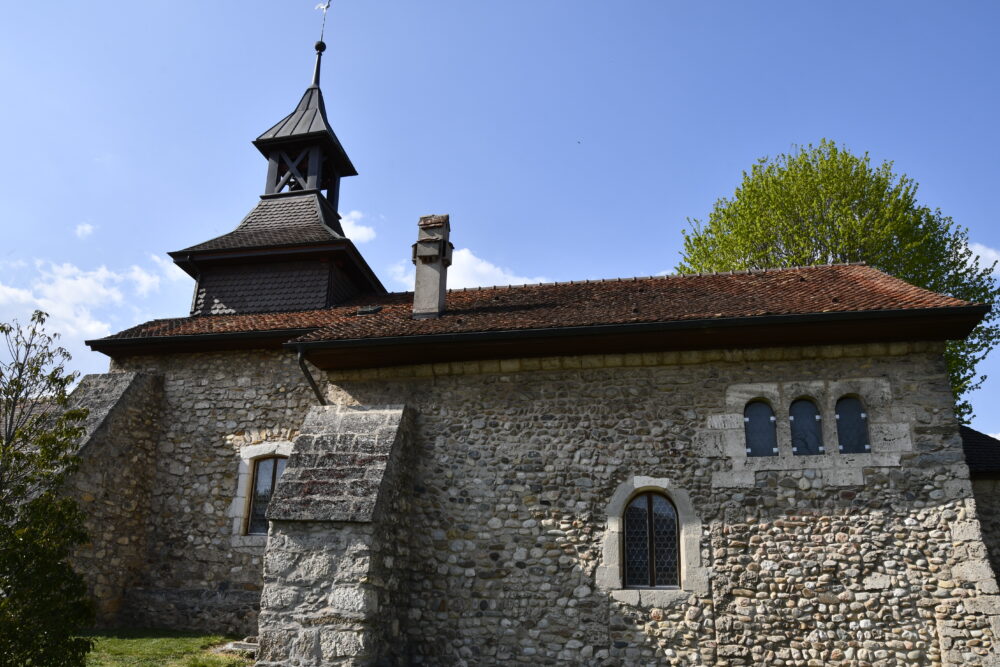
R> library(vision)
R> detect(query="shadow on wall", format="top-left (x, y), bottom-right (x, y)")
top-left (972, 477), bottom-right (1000, 578)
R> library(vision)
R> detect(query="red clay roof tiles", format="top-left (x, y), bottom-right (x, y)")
top-left (91, 264), bottom-right (980, 350)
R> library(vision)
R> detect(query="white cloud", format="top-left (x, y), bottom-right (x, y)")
top-left (389, 261), bottom-right (415, 289)
top-left (149, 254), bottom-right (189, 282)
top-left (389, 248), bottom-right (548, 290)
top-left (970, 242), bottom-right (1000, 272)
top-left (341, 210), bottom-right (376, 243)
top-left (75, 223), bottom-right (95, 239)
top-left (449, 248), bottom-right (548, 289)
top-left (0, 283), bottom-right (32, 305)
top-left (0, 254), bottom-right (194, 344)
top-left (990, 433), bottom-right (1000, 441)
top-left (127, 265), bottom-right (160, 297)
top-left (17, 262), bottom-right (125, 339)
top-left (0, 255), bottom-right (195, 376)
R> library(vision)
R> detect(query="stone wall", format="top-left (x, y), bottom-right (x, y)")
top-left (109, 350), bottom-right (323, 634)
top-left (972, 478), bottom-right (1000, 579)
top-left (67, 372), bottom-right (162, 625)
top-left (318, 342), bottom-right (1000, 665)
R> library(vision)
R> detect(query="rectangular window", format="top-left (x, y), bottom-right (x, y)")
top-left (247, 457), bottom-right (287, 535)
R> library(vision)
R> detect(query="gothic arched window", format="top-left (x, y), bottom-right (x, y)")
top-left (623, 492), bottom-right (679, 588)
top-left (790, 398), bottom-right (824, 455)
top-left (836, 396), bottom-right (870, 454)
top-left (246, 456), bottom-right (288, 535)
top-left (744, 400), bottom-right (778, 457)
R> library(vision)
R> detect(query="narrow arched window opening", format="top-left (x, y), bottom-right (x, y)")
top-left (836, 396), bottom-right (870, 454)
top-left (790, 398), bottom-right (823, 456)
top-left (744, 400), bottom-right (778, 457)
top-left (247, 456), bottom-right (288, 535)
top-left (624, 492), bottom-right (679, 588)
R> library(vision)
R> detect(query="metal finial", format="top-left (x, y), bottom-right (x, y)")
top-left (312, 40), bottom-right (326, 86)
top-left (313, 1), bottom-right (333, 86)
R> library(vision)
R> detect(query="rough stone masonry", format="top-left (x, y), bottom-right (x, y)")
top-left (69, 342), bottom-right (1000, 665)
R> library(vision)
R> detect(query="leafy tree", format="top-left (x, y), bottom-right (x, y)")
top-left (0, 311), bottom-right (93, 666)
top-left (678, 140), bottom-right (999, 421)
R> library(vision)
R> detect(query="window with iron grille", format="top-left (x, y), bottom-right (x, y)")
top-left (246, 456), bottom-right (288, 535)
top-left (789, 398), bottom-right (824, 455)
top-left (744, 400), bottom-right (779, 457)
top-left (623, 492), bottom-right (679, 588)
top-left (836, 396), bottom-right (870, 454)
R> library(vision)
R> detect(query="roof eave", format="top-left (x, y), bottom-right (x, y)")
top-left (169, 239), bottom-right (350, 261)
top-left (290, 305), bottom-right (989, 370)
top-left (252, 132), bottom-right (358, 177)
top-left (86, 327), bottom-right (319, 355)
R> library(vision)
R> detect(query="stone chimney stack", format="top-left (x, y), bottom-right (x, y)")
top-left (411, 214), bottom-right (453, 319)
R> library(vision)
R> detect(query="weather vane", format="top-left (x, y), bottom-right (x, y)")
top-left (316, 1), bottom-right (333, 42)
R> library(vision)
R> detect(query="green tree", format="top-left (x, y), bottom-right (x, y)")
top-left (678, 140), bottom-right (999, 421)
top-left (0, 311), bottom-right (93, 666)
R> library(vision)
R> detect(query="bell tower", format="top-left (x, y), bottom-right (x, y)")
top-left (168, 41), bottom-right (384, 316)
top-left (253, 41), bottom-right (356, 213)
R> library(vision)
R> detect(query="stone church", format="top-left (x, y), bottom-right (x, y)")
top-left (67, 39), bottom-right (1000, 666)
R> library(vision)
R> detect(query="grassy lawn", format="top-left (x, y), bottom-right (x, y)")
top-left (85, 629), bottom-right (252, 667)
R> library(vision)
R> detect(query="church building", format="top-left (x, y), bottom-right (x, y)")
top-left (69, 39), bottom-right (1000, 666)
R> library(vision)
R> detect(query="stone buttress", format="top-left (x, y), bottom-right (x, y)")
top-left (257, 404), bottom-right (414, 666)
top-left (65, 372), bottom-right (163, 625)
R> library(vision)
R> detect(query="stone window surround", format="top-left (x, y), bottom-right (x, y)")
top-left (745, 392), bottom-right (871, 457)
top-left (708, 378), bottom-right (912, 490)
top-left (597, 476), bottom-right (709, 606)
top-left (229, 441), bottom-right (293, 548)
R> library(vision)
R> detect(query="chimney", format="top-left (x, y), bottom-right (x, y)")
top-left (411, 214), bottom-right (453, 319)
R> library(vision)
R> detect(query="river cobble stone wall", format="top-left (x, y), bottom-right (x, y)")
top-left (322, 342), bottom-right (1000, 666)
top-left (972, 478), bottom-right (1000, 579)
top-left (109, 351), bottom-right (322, 635)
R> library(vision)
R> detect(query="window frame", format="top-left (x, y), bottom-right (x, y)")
top-left (789, 397), bottom-right (824, 456)
top-left (244, 455), bottom-right (288, 536)
top-left (744, 399), bottom-right (779, 457)
top-left (623, 491), bottom-right (680, 589)
top-left (598, 478), bottom-right (709, 605)
top-left (835, 395), bottom-right (871, 454)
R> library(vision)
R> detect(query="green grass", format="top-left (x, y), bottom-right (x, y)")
top-left (84, 629), bottom-right (252, 667)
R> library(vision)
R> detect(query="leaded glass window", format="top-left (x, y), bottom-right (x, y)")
top-left (623, 492), bottom-right (679, 588)
top-left (836, 396), bottom-right (870, 454)
top-left (247, 456), bottom-right (288, 535)
top-left (744, 400), bottom-right (778, 457)
top-left (790, 399), bottom-right (823, 455)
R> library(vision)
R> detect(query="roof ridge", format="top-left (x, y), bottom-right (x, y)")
top-left (441, 262), bottom-right (871, 294)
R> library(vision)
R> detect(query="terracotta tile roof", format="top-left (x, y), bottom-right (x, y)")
top-left (173, 192), bottom-right (344, 254)
top-left (91, 264), bottom-right (979, 348)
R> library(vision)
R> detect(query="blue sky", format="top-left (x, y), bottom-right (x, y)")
top-left (1, 2), bottom-right (999, 430)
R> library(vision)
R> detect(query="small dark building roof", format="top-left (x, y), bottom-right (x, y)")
top-left (253, 85), bottom-right (357, 178)
top-left (171, 192), bottom-right (344, 256)
top-left (961, 426), bottom-right (1000, 477)
top-left (88, 264), bottom-right (988, 366)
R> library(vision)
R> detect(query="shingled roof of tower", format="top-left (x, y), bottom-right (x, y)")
top-left (90, 264), bottom-right (983, 348)
top-left (171, 192), bottom-right (344, 255)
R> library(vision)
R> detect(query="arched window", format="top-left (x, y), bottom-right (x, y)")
top-left (744, 400), bottom-right (778, 457)
top-left (246, 456), bottom-right (288, 535)
top-left (624, 492), bottom-right (679, 588)
top-left (790, 398), bottom-right (824, 456)
top-left (836, 396), bottom-right (870, 454)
